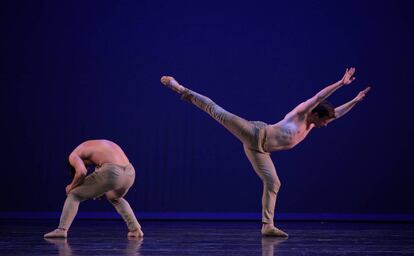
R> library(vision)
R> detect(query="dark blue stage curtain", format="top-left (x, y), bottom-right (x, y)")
top-left (1, 0), bottom-right (413, 220)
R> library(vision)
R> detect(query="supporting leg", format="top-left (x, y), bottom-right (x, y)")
top-left (108, 197), bottom-right (143, 237)
top-left (44, 194), bottom-right (81, 238)
top-left (105, 165), bottom-right (142, 238)
top-left (44, 169), bottom-right (116, 238)
top-left (244, 145), bottom-right (288, 237)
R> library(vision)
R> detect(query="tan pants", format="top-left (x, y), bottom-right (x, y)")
top-left (58, 163), bottom-right (141, 231)
top-left (182, 89), bottom-right (281, 224)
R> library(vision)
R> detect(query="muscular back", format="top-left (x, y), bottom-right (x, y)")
top-left (70, 139), bottom-right (130, 166)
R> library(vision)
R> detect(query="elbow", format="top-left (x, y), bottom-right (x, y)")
top-left (75, 169), bottom-right (87, 177)
top-left (334, 109), bottom-right (343, 119)
top-left (68, 153), bottom-right (78, 164)
top-left (315, 94), bottom-right (324, 102)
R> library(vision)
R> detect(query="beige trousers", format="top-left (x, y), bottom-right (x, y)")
top-left (58, 163), bottom-right (141, 231)
top-left (182, 89), bottom-right (281, 224)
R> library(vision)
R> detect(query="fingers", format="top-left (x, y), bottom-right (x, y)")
top-left (344, 67), bottom-right (356, 82)
top-left (346, 67), bottom-right (355, 74)
top-left (349, 67), bottom-right (355, 75)
top-left (360, 87), bottom-right (371, 94)
top-left (355, 86), bottom-right (371, 102)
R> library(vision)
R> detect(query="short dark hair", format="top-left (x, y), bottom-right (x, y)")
top-left (312, 100), bottom-right (335, 119)
top-left (67, 161), bottom-right (75, 179)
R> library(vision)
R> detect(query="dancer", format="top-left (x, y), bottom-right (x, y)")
top-left (161, 67), bottom-right (370, 237)
top-left (44, 139), bottom-right (143, 238)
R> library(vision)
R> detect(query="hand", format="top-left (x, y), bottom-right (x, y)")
top-left (65, 184), bottom-right (72, 195)
top-left (354, 86), bottom-right (371, 102)
top-left (341, 67), bottom-right (356, 85)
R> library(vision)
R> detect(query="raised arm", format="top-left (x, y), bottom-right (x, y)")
top-left (66, 151), bottom-right (88, 194)
top-left (293, 67), bottom-right (356, 115)
top-left (328, 86), bottom-right (371, 122)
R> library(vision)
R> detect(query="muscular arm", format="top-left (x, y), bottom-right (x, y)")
top-left (333, 99), bottom-right (358, 119)
top-left (67, 152), bottom-right (88, 193)
top-left (329, 86), bottom-right (371, 123)
top-left (292, 68), bottom-right (356, 115)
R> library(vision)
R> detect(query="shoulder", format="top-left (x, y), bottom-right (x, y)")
top-left (70, 142), bottom-right (93, 160)
top-left (78, 139), bottom-right (115, 149)
top-left (284, 109), bottom-right (308, 122)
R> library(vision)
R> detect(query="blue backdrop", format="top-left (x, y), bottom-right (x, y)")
top-left (1, 0), bottom-right (413, 220)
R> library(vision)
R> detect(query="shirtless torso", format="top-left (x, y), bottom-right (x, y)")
top-left (264, 112), bottom-right (315, 151)
top-left (69, 139), bottom-right (130, 168)
top-left (66, 139), bottom-right (131, 194)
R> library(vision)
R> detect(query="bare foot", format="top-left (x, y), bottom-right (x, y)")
top-left (128, 229), bottom-right (144, 238)
top-left (261, 224), bottom-right (288, 237)
top-left (44, 228), bottom-right (68, 238)
top-left (160, 76), bottom-right (185, 94)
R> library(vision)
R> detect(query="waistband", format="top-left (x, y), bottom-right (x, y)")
top-left (96, 162), bottom-right (133, 170)
top-left (258, 127), bottom-right (268, 153)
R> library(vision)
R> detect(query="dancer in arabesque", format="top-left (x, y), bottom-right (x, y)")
top-left (161, 67), bottom-right (370, 236)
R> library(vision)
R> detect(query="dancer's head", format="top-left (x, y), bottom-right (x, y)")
top-left (309, 100), bottom-right (335, 127)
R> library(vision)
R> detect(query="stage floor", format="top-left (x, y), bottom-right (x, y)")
top-left (0, 220), bottom-right (413, 255)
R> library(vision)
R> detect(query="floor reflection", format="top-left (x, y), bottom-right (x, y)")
top-left (125, 237), bottom-right (144, 256)
top-left (2, 220), bottom-right (412, 255)
top-left (44, 237), bottom-right (143, 256)
top-left (261, 237), bottom-right (287, 256)
top-left (44, 238), bottom-right (72, 256)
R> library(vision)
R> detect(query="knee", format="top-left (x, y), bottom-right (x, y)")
top-left (107, 197), bottom-right (122, 205)
top-left (67, 192), bottom-right (83, 202)
top-left (204, 97), bottom-right (214, 105)
top-left (206, 102), bottom-right (228, 122)
top-left (264, 177), bottom-right (281, 193)
top-left (203, 98), bottom-right (216, 111)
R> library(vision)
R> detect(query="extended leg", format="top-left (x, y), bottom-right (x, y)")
top-left (161, 76), bottom-right (256, 145)
top-left (243, 145), bottom-right (288, 237)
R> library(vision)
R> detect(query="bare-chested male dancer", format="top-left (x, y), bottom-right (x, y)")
top-left (161, 67), bottom-right (370, 237)
top-left (44, 139), bottom-right (143, 238)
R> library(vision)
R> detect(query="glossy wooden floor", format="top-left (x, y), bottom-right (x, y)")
top-left (0, 220), bottom-right (413, 255)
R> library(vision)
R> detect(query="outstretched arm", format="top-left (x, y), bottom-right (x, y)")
top-left (329, 86), bottom-right (371, 122)
top-left (66, 152), bottom-right (88, 194)
top-left (293, 68), bottom-right (356, 115)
